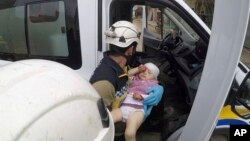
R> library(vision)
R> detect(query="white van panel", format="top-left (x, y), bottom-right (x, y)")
top-left (77, 0), bottom-right (98, 80)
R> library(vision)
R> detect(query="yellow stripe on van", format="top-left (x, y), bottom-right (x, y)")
top-left (219, 105), bottom-right (239, 119)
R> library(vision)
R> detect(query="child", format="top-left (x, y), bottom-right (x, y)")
top-left (111, 62), bottom-right (160, 141)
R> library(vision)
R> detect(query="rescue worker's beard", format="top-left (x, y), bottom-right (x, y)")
top-left (125, 55), bottom-right (132, 66)
top-left (124, 54), bottom-right (136, 67)
top-left (125, 47), bottom-right (136, 67)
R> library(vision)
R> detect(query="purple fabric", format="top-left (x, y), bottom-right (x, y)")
top-left (128, 75), bottom-right (158, 94)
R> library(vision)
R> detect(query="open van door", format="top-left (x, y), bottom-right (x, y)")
top-left (178, 0), bottom-right (250, 141)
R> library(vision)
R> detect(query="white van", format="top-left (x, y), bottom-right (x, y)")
top-left (0, 0), bottom-right (249, 141)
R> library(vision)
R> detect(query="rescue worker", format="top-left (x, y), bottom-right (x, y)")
top-left (89, 20), bottom-right (164, 119)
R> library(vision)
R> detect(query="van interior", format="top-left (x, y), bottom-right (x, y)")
top-left (109, 1), bottom-right (209, 140)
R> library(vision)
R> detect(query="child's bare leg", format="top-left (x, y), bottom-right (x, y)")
top-left (111, 108), bottom-right (123, 123)
top-left (125, 111), bottom-right (144, 141)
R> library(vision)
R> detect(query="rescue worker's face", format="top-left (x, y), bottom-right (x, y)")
top-left (138, 68), bottom-right (155, 80)
top-left (125, 46), bottom-right (136, 66)
top-left (125, 46), bottom-right (136, 56)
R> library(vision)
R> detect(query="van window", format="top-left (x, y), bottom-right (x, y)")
top-left (146, 6), bottom-right (199, 41)
top-left (28, 1), bottom-right (68, 57)
top-left (0, 6), bottom-right (27, 54)
top-left (0, 0), bottom-right (81, 69)
top-left (132, 5), bottom-right (144, 52)
top-left (185, 0), bottom-right (250, 68)
top-left (29, 2), bottom-right (59, 23)
top-left (184, 0), bottom-right (214, 28)
top-left (146, 6), bottom-right (161, 39)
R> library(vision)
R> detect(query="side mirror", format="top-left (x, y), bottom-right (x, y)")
top-left (231, 72), bottom-right (250, 119)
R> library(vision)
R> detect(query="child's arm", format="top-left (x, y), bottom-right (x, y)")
top-left (132, 92), bottom-right (144, 101)
top-left (133, 91), bottom-right (152, 101)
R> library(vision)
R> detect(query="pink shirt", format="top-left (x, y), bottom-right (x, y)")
top-left (128, 75), bottom-right (158, 94)
top-left (121, 75), bottom-right (158, 109)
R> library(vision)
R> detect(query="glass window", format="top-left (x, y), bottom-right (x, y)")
top-left (146, 6), bottom-right (161, 39)
top-left (162, 11), bottom-right (178, 36)
top-left (185, 0), bottom-right (250, 69)
top-left (0, 6), bottom-right (27, 54)
top-left (0, 0), bottom-right (81, 69)
top-left (163, 8), bottom-right (199, 41)
top-left (145, 6), bottom-right (199, 43)
top-left (132, 5), bottom-right (144, 52)
top-left (28, 1), bottom-right (68, 57)
top-left (241, 48), bottom-right (250, 68)
top-left (29, 2), bottom-right (59, 23)
top-left (184, 0), bottom-right (214, 28)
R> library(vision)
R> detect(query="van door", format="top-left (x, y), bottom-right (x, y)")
top-left (27, 1), bottom-right (68, 57)
top-left (0, 0), bottom-right (81, 70)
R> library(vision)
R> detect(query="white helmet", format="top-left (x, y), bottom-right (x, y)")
top-left (0, 60), bottom-right (114, 141)
top-left (105, 20), bottom-right (140, 48)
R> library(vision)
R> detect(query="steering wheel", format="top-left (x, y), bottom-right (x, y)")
top-left (158, 32), bottom-right (173, 50)
top-left (158, 32), bottom-right (183, 52)
top-left (174, 36), bottom-right (183, 48)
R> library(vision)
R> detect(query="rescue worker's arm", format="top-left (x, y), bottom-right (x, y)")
top-left (128, 67), bottom-right (139, 77)
top-left (92, 80), bottom-right (115, 107)
top-left (128, 64), bottom-right (146, 79)
top-left (143, 85), bottom-right (164, 119)
top-left (144, 85), bottom-right (164, 106)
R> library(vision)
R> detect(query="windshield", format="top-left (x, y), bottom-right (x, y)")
top-left (163, 8), bottom-right (199, 41)
top-left (241, 47), bottom-right (250, 68)
top-left (184, 0), bottom-right (250, 68)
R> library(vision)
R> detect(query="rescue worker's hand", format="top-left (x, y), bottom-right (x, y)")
top-left (144, 85), bottom-right (163, 106)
